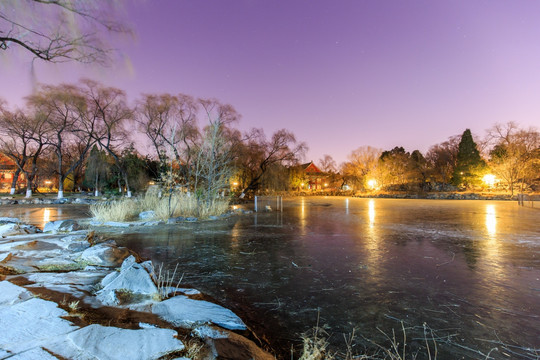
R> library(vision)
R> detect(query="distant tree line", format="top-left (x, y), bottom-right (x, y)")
top-left (1, 80), bottom-right (538, 199)
top-left (0, 80), bottom-right (306, 199)
top-left (338, 125), bottom-right (539, 195)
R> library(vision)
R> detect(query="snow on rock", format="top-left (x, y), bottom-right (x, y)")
top-left (26, 270), bottom-right (109, 299)
top-left (8, 347), bottom-right (59, 360)
top-left (96, 255), bottom-right (159, 306)
top-left (0, 223), bottom-right (41, 237)
top-left (78, 243), bottom-right (130, 267)
top-left (0, 217), bottom-right (20, 224)
top-left (43, 220), bottom-right (81, 233)
top-left (152, 295), bottom-right (247, 331)
top-left (0, 297), bottom-right (77, 355)
top-left (139, 210), bottom-right (156, 220)
top-left (62, 324), bottom-right (184, 360)
top-left (103, 221), bottom-right (134, 227)
top-left (0, 281), bottom-right (33, 306)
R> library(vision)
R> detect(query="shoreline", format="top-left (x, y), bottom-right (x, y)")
top-left (0, 217), bottom-right (276, 359)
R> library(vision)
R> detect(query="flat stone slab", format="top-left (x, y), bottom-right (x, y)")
top-left (78, 243), bottom-right (130, 267)
top-left (152, 295), bottom-right (246, 330)
top-left (0, 296), bottom-right (77, 355)
top-left (43, 219), bottom-right (81, 233)
top-left (0, 280), bottom-right (33, 306)
top-left (48, 324), bottom-right (184, 360)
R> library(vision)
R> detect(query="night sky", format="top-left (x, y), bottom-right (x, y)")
top-left (1, 0), bottom-right (540, 164)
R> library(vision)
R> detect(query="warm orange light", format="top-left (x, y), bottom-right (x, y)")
top-left (44, 180), bottom-right (52, 185)
top-left (233, 182), bottom-right (238, 186)
top-left (483, 174), bottom-right (496, 187)
top-left (324, 183), bottom-right (328, 187)
top-left (4, 173), bottom-right (12, 180)
top-left (367, 179), bottom-right (377, 189)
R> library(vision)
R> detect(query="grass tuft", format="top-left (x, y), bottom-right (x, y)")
top-left (90, 198), bottom-right (139, 222)
top-left (90, 190), bottom-right (230, 223)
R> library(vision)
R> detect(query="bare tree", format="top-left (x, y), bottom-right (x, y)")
top-left (238, 128), bottom-right (307, 195)
top-left (136, 93), bottom-right (200, 188)
top-left (319, 154), bottom-right (337, 173)
top-left (0, 0), bottom-right (129, 63)
top-left (81, 79), bottom-right (133, 196)
top-left (425, 135), bottom-right (460, 186)
top-left (0, 106), bottom-right (47, 196)
top-left (27, 83), bottom-right (96, 198)
top-left (193, 99), bottom-right (240, 200)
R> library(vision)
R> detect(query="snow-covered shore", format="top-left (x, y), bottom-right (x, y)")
top-left (0, 218), bottom-right (273, 360)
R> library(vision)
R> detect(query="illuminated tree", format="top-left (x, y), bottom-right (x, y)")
top-left (0, 0), bottom-right (128, 63)
top-left (487, 122), bottom-right (540, 195)
top-left (341, 146), bottom-right (381, 190)
top-left (451, 129), bottom-right (487, 188)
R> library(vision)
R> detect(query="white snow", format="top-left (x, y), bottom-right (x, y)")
top-left (152, 295), bottom-right (247, 331)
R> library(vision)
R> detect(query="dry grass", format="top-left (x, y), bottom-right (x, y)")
top-left (90, 190), bottom-right (230, 222)
top-left (153, 262), bottom-right (184, 300)
top-left (90, 198), bottom-right (139, 222)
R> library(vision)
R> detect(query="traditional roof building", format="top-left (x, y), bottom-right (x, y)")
top-left (297, 161), bottom-right (327, 190)
top-left (0, 153), bottom-right (24, 191)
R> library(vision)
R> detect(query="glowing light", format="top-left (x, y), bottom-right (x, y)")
top-left (367, 179), bottom-right (377, 190)
top-left (300, 183), bottom-right (304, 187)
top-left (148, 181), bottom-right (155, 185)
top-left (483, 174), bottom-right (496, 187)
top-left (324, 183), bottom-right (328, 187)
top-left (485, 205), bottom-right (496, 237)
top-left (368, 199), bottom-right (375, 226)
top-left (44, 180), bottom-right (52, 185)
top-left (233, 182), bottom-right (238, 186)
top-left (43, 208), bottom-right (50, 224)
top-left (4, 173), bottom-right (12, 180)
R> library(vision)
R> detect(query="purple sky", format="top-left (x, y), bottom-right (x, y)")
top-left (1, 0), bottom-right (540, 164)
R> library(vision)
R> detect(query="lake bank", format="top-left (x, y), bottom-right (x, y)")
top-left (0, 217), bottom-right (275, 359)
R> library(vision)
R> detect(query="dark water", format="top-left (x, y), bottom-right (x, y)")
top-left (3, 198), bottom-right (539, 359)
top-left (112, 197), bottom-right (539, 359)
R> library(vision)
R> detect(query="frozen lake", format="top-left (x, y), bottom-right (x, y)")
top-left (3, 197), bottom-right (539, 358)
top-left (114, 197), bottom-right (540, 359)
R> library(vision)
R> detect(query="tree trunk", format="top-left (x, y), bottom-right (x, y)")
top-left (10, 168), bottom-right (21, 195)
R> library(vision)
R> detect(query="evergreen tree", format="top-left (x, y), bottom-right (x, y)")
top-left (452, 129), bottom-right (487, 187)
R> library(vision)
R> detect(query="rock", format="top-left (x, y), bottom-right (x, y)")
top-left (167, 216), bottom-right (185, 224)
top-left (0, 217), bottom-right (20, 224)
top-left (139, 210), bottom-right (156, 220)
top-left (103, 221), bottom-right (134, 227)
top-left (186, 217), bottom-right (198, 222)
top-left (193, 325), bottom-right (275, 360)
top-left (9, 347), bottom-right (59, 360)
top-left (152, 295), bottom-right (246, 330)
top-left (0, 223), bottom-right (41, 237)
top-left (79, 243), bottom-right (130, 267)
top-left (209, 216), bottom-right (219, 220)
top-left (96, 255), bottom-right (159, 306)
top-left (62, 324), bottom-right (184, 360)
top-left (0, 297), bottom-right (78, 355)
top-left (0, 281), bottom-right (33, 306)
top-left (26, 270), bottom-right (109, 299)
top-left (43, 219), bottom-right (81, 233)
